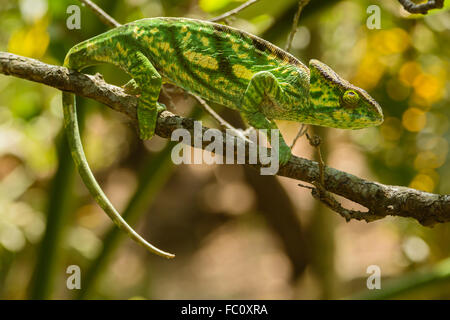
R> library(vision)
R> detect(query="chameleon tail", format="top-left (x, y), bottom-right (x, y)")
top-left (61, 90), bottom-right (175, 259)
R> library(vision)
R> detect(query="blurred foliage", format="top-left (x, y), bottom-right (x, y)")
top-left (0, 0), bottom-right (449, 299)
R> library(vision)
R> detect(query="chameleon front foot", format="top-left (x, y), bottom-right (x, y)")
top-left (122, 79), bottom-right (140, 95)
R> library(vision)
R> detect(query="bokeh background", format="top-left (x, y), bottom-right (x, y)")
top-left (0, 0), bottom-right (449, 299)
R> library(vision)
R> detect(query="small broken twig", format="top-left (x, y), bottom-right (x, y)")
top-left (299, 132), bottom-right (383, 223)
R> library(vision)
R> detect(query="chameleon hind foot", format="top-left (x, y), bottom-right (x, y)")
top-left (278, 143), bottom-right (292, 166)
top-left (137, 102), bottom-right (166, 140)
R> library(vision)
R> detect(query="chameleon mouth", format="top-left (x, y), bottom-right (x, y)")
top-left (351, 113), bottom-right (384, 129)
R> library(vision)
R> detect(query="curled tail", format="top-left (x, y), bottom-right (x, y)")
top-left (62, 65), bottom-right (174, 259)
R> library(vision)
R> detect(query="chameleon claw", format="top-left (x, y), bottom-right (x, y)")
top-left (156, 102), bottom-right (166, 113)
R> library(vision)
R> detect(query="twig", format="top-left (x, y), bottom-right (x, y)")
top-left (398, 0), bottom-right (444, 14)
top-left (78, 0), bottom-right (121, 27)
top-left (300, 133), bottom-right (381, 222)
top-left (193, 95), bottom-right (251, 142)
top-left (290, 124), bottom-right (308, 148)
top-left (306, 183), bottom-right (382, 223)
top-left (286, 0), bottom-right (311, 149)
top-left (306, 133), bottom-right (324, 185)
top-left (209, 0), bottom-right (260, 22)
top-left (285, 0), bottom-right (311, 52)
top-left (2, 52), bottom-right (450, 226)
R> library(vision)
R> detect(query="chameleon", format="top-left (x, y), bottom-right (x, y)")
top-left (62, 17), bottom-right (383, 259)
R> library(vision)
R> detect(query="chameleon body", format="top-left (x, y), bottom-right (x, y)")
top-left (62, 17), bottom-right (383, 258)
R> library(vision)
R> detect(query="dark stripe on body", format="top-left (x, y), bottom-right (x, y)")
top-left (211, 27), bottom-right (247, 89)
top-left (166, 22), bottom-right (234, 102)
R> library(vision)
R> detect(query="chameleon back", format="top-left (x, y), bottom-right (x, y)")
top-left (124, 17), bottom-right (310, 109)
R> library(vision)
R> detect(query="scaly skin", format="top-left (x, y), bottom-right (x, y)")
top-left (62, 17), bottom-right (384, 257)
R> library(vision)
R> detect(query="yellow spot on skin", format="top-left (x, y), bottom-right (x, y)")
top-left (183, 51), bottom-right (218, 70)
top-left (267, 54), bottom-right (280, 65)
top-left (142, 35), bottom-right (158, 55)
top-left (237, 53), bottom-right (248, 59)
top-left (181, 26), bottom-right (188, 32)
top-left (194, 70), bottom-right (210, 82)
top-left (333, 110), bottom-right (351, 123)
top-left (157, 42), bottom-right (174, 53)
top-left (85, 42), bottom-right (96, 54)
top-left (201, 37), bottom-right (209, 46)
top-left (214, 77), bottom-right (232, 90)
top-left (183, 31), bottom-right (192, 42)
top-left (232, 65), bottom-right (253, 81)
top-left (149, 47), bottom-right (159, 56)
top-left (143, 35), bottom-right (154, 43)
top-left (133, 26), bottom-right (145, 39)
top-left (232, 43), bottom-right (240, 53)
top-left (150, 28), bottom-right (158, 34)
top-left (116, 42), bottom-right (127, 55)
top-left (179, 72), bottom-right (190, 82)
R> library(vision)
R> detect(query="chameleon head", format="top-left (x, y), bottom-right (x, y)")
top-left (307, 59), bottom-right (383, 129)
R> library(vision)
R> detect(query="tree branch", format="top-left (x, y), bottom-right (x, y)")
top-left (398, 0), bottom-right (444, 14)
top-left (1, 51), bottom-right (450, 226)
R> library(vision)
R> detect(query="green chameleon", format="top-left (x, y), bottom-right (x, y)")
top-left (62, 17), bottom-right (383, 259)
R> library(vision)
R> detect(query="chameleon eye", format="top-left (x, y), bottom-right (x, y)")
top-left (342, 90), bottom-right (360, 108)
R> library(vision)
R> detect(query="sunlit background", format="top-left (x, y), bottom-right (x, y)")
top-left (0, 0), bottom-right (449, 299)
